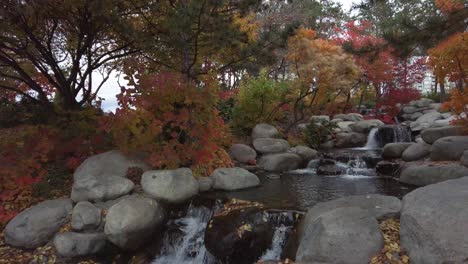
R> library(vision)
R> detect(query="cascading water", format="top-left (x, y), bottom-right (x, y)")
top-left (260, 225), bottom-right (291, 261)
top-left (361, 125), bottom-right (411, 149)
top-left (363, 127), bottom-right (380, 149)
top-left (153, 204), bottom-right (216, 264)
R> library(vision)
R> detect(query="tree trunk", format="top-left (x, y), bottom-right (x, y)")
top-left (439, 81), bottom-right (446, 103)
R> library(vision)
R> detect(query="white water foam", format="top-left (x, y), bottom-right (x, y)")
top-left (260, 225), bottom-right (291, 261)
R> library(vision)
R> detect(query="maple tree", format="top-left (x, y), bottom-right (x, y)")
top-left (429, 32), bottom-right (468, 91)
top-left (435, 0), bottom-right (465, 14)
top-left (102, 71), bottom-right (232, 175)
top-left (286, 28), bottom-right (360, 127)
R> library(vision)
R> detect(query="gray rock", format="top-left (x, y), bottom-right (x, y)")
top-left (258, 153), bottom-right (302, 172)
top-left (336, 121), bottom-right (354, 132)
top-left (431, 116), bottom-right (457, 127)
top-left (288, 146), bottom-right (317, 161)
top-left (429, 103), bottom-right (441, 111)
top-left (307, 159), bottom-right (320, 169)
top-left (382, 142), bottom-right (413, 159)
top-left (5, 198), bottom-right (73, 248)
top-left (198, 177), bottom-right (214, 192)
top-left (410, 112), bottom-right (442, 131)
top-left (422, 109), bottom-right (437, 114)
top-left (251, 123), bottom-right (280, 139)
top-left (334, 132), bottom-right (367, 148)
top-left (345, 113), bottom-right (364, 121)
top-left (211, 167), bottom-right (260, 190)
top-left (442, 112), bottom-right (452, 119)
top-left (104, 195), bottom-right (165, 250)
top-left (410, 98), bottom-right (434, 108)
top-left (400, 163), bottom-right (468, 186)
top-left (461, 150), bottom-right (468, 167)
top-left (410, 112), bottom-right (423, 121)
top-left (402, 106), bottom-right (418, 114)
top-left (330, 118), bottom-right (343, 124)
top-left (54, 232), bottom-right (106, 257)
top-left (349, 119), bottom-right (384, 133)
top-left (310, 115), bottom-right (330, 123)
top-left (74, 150), bottom-right (150, 181)
top-left (402, 143), bottom-right (431, 161)
top-left (317, 164), bottom-right (344, 175)
top-left (431, 136), bottom-right (468, 161)
top-left (400, 177), bottom-right (468, 264)
top-left (71, 201), bottom-right (101, 231)
top-left (71, 175), bottom-right (135, 202)
top-left (229, 144), bottom-right (257, 163)
top-left (421, 126), bottom-right (462, 144)
top-left (253, 138), bottom-right (290, 154)
top-left (141, 168), bottom-right (199, 203)
top-left (320, 140), bottom-right (335, 149)
top-left (296, 207), bottom-right (383, 264)
top-left (302, 194), bottom-right (402, 223)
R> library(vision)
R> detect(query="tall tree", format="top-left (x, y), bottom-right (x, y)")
top-left (0, 0), bottom-right (135, 111)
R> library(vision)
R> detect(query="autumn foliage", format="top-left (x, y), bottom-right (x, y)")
top-left (102, 72), bottom-right (232, 176)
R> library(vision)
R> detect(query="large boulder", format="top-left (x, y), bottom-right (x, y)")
top-left (349, 119), bottom-right (384, 133)
top-left (71, 201), bottom-right (102, 231)
top-left (4, 198), bottom-right (73, 248)
top-left (104, 195), bottom-right (165, 250)
top-left (253, 138), bottom-right (290, 154)
top-left (409, 112), bottom-right (423, 121)
top-left (229, 144), bottom-right (257, 163)
top-left (296, 207), bottom-right (383, 264)
top-left (410, 98), bottom-right (434, 108)
top-left (141, 168), bottom-right (199, 203)
top-left (431, 136), bottom-right (468, 161)
top-left (251, 123), bottom-right (280, 139)
top-left (336, 121), bottom-right (354, 133)
top-left (302, 194), bottom-right (401, 222)
top-left (288, 146), bottom-right (317, 161)
top-left (420, 126), bottom-right (462, 144)
top-left (402, 106), bottom-right (418, 114)
top-left (211, 167), bottom-right (260, 191)
top-left (410, 112), bottom-right (442, 131)
top-left (400, 163), bottom-right (468, 186)
top-left (431, 116), bottom-right (457, 127)
top-left (310, 115), bottom-right (330, 123)
top-left (71, 175), bottom-right (134, 202)
top-left (70, 150), bottom-right (149, 202)
top-left (74, 150), bottom-right (150, 180)
top-left (376, 160), bottom-right (401, 177)
top-left (334, 132), bottom-right (367, 148)
top-left (198, 177), bottom-right (214, 192)
top-left (258, 153), bottom-right (302, 172)
top-left (400, 177), bottom-right (468, 264)
top-left (401, 143), bottom-right (431, 161)
top-left (54, 232), bottom-right (106, 257)
top-left (382, 142), bottom-right (413, 159)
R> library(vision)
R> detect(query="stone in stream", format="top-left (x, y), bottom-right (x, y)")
top-left (401, 143), bottom-right (431, 161)
top-left (229, 143), bottom-right (257, 163)
top-left (141, 168), bottom-right (199, 203)
top-left (71, 150), bottom-right (150, 202)
top-left (54, 232), bottom-right (106, 257)
top-left (211, 167), bottom-right (260, 191)
top-left (288, 145), bottom-right (317, 162)
top-left (382, 142), bottom-right (413, 159)
top-left (296, 207), bottom-right (383, 264)
top-left (4, 198), bottom-right (73, 248)
top-left (400, 162), bottom-right (468, 186)
top-left (410, 112), bottom-right (442, 131)
top-left (420, 126), bottom-right (462, 144)
top-left (251, 123), bottom-right (280, 139)
top-left (430, 136), bottom-right (468, 161)
top-left (197, 177), bottom-right (214, 192)
top-left (253, 138), bottom-right (290, 154)
top-left (376, 160), bottom-right (401, 177)
top-left (400, 177), bottom-right (468, 264)
top-left (71, 201), bottom-right (102, 231)
top-left (334, 132), bottom-right (367, 148)
top-left (104, 195), bottom-right (165, 250)
top-left (349, 119), bottom-right (384, 133)
top-left (258, 153), bottom-right (302, 172)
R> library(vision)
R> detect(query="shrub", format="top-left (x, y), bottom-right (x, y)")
top-left (103, 72), bottom-right (232, 176)
top-left (302, 121), bottom-right (337, 149)
top-left (231, 72), bottom-right (288, 134)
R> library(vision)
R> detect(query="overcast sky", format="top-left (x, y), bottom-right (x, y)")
top-left (98, 0), bottom-right (359, 112)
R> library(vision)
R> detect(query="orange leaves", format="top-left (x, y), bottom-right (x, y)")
top-left (442, 89), bottom-right (468, 134)
top-left (428, 32), bottom-right (468, 86)
top-left (435, 0), bottom-right (465, 14)
top-left (107, 72), bottom-right (232, 175)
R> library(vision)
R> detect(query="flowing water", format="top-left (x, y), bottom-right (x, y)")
top-left (152, 147), bottom-right (414, 263)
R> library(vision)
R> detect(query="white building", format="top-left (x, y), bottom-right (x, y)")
top-left (413, 70), bottom-right (456, 94)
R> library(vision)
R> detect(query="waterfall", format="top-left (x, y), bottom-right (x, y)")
top-left (363, 128), bottom-right (380, 149)
top-left (259, 225), bottom-right (291, 261)
top-left (153, 204), bottom-right (216, 264)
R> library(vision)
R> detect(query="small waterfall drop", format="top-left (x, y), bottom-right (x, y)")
top-left (363, 128), bottom-right (380, 149)
top-left (153, 204), bottom-right (216, 264)
top-left (260, 225), bottom-right (291, 261)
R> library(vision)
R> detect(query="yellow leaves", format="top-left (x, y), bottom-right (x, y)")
top-left (371, 218), bottom-right (410, 264)
top-left (233, 12), bottom-right (259, 42)
top-left (237, 223), bottom-right (252, 238)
